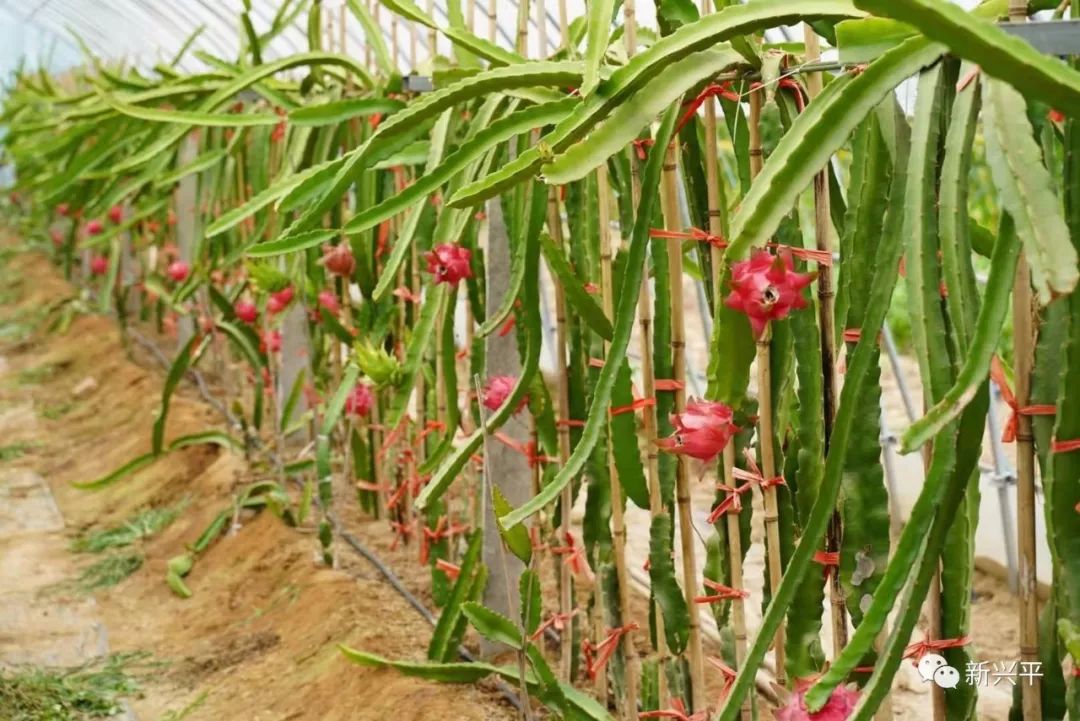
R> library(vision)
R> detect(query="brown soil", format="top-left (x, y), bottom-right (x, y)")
top-left (0, 244), bottom-right (1027, 721)
top-left (0, 248), bottom-right (515, 721)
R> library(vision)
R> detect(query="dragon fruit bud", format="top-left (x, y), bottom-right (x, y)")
top-left (267, 286), bottom-right (294, 315)
top-left (167, 261), bottom-right (190, 283)
top-left (108, 205), bottom-right (123, 224)
top-left (90, 255), bottom-right (109, 276)
top-left (424, 243), bottom-right (472, 286)
top-left (50, 228), bottom-right (64, 247)
top-left (234, 300), bottom-right (258, 325)
top-left (260, 329), bottom-right (282, 354)
top-left (776, 684), bottom-right (860, 721)
top-left (725, 249), bottom-right (815, 338)
top-left (482, 375), bottom-right (526, 413)
top-left (321, 243), bottom-right (355, 278)
top-left (656, 399), bottom-right (739, 463)
top-left (344, 383), bottom-right (374, 417)
top-left (85, 219), bottom-right (104, 236)
top-left (57, 203), bottom-right (70, 217)
top-left (317, 289), bottom-right (340, 315)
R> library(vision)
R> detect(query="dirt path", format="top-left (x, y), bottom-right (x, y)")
top-left (0, 248), bottom-right (515, 721)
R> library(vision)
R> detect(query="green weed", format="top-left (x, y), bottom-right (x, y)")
top-left (0, 441), bottom-right (42, 462)
top-left (0, 653), bottom-right (146, 721)
top-left (72, 503), bottom-right (185, 554)
top-left (41, 402), bottom-right (75, 420)
top-left (161, 691), bottom-right (209, 721)
top-left (74, 553), bottom-right (144, 592)
top-left (17, 363), bottom-right (58, 385)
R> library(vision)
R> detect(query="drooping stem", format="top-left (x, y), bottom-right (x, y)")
top-left (659, 138), bottom-right (707, 711)
top-left (598, 162), bottom-right (639, 720)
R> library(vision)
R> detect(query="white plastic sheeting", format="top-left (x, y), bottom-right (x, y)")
top-left (0, 0), bottom-right (663, 74)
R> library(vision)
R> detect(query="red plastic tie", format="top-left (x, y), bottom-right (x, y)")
top-left (768, 242), bottom-right (832, 266)
top-left (610, 397), bottom-right (656, 417)
top-left (639, 699), bottom-right (707, 721)
top-left (903, 636), bottom-right (971, 664)
top-left (694, 578), bottom-right (750, 605)
top-left (676, 82), bottom-right (740, 133)
top-left (654, 379), bottom-right (685, 392)
top-left (530, 610), bottom-right (579, 640)
top-left (392, 286), bottom-right (421, 304)
top-left (551, 532), bottom-right (595, 584)
top-left (435, 559), bottom-right (461, 580)
top-left (1052, 437), bottom-right (1080, 454)
top-left (649, 226), bottom-right (726, 249)
top-left (585, 623), bottom-right (639, 680)
top-left (707, 655), bottom-right (738, 704)
top-left (420, 516), bottom-right (470, 565)
top-left (813, 550), bottom-right (840, 580)
top-left (556, 418), bottom-right (586, 428)
top-left (494, 431), bottom-right (550, 468)
top-left (632, 138), bottom-right (655, 160)
top-left (991, 355), bottom-right (1055, 443)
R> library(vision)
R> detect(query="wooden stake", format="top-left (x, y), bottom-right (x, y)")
top-left (488, 0), bottom-right (497, 43)
top-left (659, 139), bottom-right (707, 712)
top-left (748, 87), bottom-right (787, 687)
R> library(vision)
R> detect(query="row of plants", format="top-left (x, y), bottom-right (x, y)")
top-left (3, 0), bottom-right (1080, 719)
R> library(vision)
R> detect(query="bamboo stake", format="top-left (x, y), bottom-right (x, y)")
top-left (722, 445), bottom-right (752, 721)
top-left (365, 0), bottom-right (374, 68)
top-left (699, 3), bottom-right (749, 718)
top-left (913, 436), bottom-right (946, 721)
top-left (558, 0), bottom-right (569, 51)
top-left (802, 24), bottom-right (852, 667)
top-left (1007, 2), bottom-right (1041, 718)
top-left (748, 87), bottom-right (787, 687)
top-left (427, 0), bottom-right (437, 61)
top-left (599, 163), bottom-right (640, 721)
top-left (516, 0), bottom-right (531, 56)
top-left (488, 0), bottom-right (497, 43)
top-left (622, 0), bottom-right (669, 707)
top-left (659, 138), bottom-right (708, 711)
top-left (547, 190), bottom-right (577, 683)
top-left (536, 0), bottom-right (548, 59)
top-left (1014, 258), bottom-right (1042, 719)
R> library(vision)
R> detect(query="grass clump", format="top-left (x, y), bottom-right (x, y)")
top-left (0, 653), bottom-right (145, 721)
top-left (74, 553), bottom-right (144, 592)
top-left (0, 441), bottom-right (41, 462)
top-left (41, 402), bottom-right (75, 420)
top-left (72, 503), bottom-right (186, 554)
top-left (17, 363), bottom-right (58, 385)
